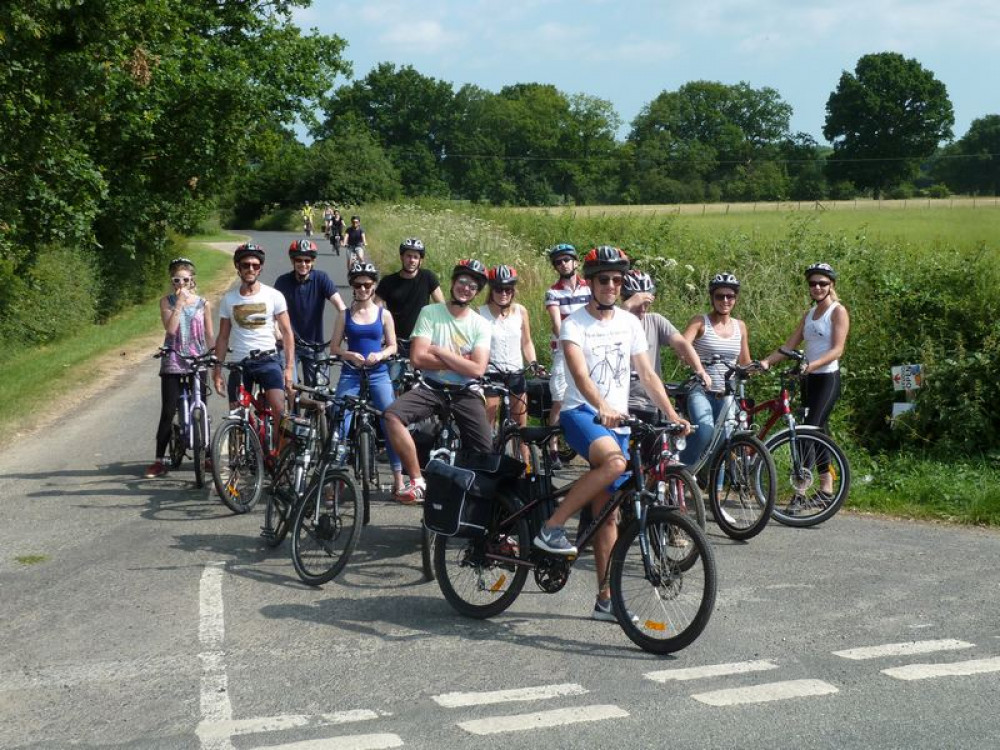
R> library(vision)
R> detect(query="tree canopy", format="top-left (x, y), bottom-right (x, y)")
top-left (934, 115), bottom-right (1000, 196)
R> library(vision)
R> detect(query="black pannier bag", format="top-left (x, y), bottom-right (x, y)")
top-left (422, 452), bottom-right (524, 537)
top-left (526, 377), bottom-right (552, 420)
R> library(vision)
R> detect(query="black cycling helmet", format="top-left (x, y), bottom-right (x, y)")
top-left (708, 272), bottom-right (740, 293)
top-left (288, 239), bottom-right (317, 259)
top-left (488, 265), bottom-right (518, 288)
top-left (451, 258), bottom-right (489, 288)
top-left (169, 257), bottom-right (195, 272)
top-left (399, 237), bottom-right (426, 257)
top-left (547, 243), bottom-right (577, 263)
top-left (582, 245), bottom-right (630, 278)
top-left (348, 261), bottom-right (379, 284)
top-left (622, 269), bottom-right (655, 298)
top-left (805, 262), bottom-right (837, 281)
top-left (234, 243), bottom-right (265, 265)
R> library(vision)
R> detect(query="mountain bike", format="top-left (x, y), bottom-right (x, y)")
top-left (336, 361), bottom-right (389, 527)
top-left (430, 417), bottom-right (717, 654)
top-left (153, 347), bottom-right (216, 488)
top-left (486, 361), bottom-right (544, 466)
top-left (749, 348), bottom-right (851, 527)
top-left (293, 337), bottom-right (333, 388)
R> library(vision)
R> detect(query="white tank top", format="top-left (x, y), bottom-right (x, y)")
top-left (692, 314), bottom-right (743, 392)
top-left (479, 304), bottom-right (523, 371)
top-left (803, 302), bottom-right (840, 374)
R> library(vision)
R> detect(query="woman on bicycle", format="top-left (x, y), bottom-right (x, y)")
top-left (331, 262), bottom-right (404, 496)
top-left (478, 265), bottom-right (539, 462)
top-left (145, 258), bottom-right (215, 479)
top-left (678, 272), bottom-right (754, 467)
top-left (760, 263), bottom-right (850, 502)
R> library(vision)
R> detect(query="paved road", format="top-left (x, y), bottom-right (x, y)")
top-left (3, 232), bottom-right (1000, 749)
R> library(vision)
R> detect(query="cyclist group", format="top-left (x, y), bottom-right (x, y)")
top-left (146, 232), bottom-right (850, 621)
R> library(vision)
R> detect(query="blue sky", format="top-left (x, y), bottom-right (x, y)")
top-left (293, 0), bottom-right (997, 143)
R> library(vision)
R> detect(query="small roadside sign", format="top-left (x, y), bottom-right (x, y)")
top-left (891, 364), bottom-right (923, 391)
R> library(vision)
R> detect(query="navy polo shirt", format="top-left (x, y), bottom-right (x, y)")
top-left (274, 269), bottom-right (338, 343)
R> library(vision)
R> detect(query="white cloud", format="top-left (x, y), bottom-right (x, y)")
top-left (379, 19), bottom-right (462, 52)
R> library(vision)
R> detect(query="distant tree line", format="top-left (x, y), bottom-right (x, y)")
top-left (230, 51), bottom-right (998, 222)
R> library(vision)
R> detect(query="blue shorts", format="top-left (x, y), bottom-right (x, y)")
top-left (227, 354), bottom-right (285, 402)
top-left (559, 404), bottom-right (631, 491)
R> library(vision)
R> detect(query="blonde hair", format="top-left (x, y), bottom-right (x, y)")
top-left (168, 260), bottom-right (197, 292)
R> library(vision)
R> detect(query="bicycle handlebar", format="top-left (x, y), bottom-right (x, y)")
top-left (592, 413), bottom-right (695, 436)
top-left (154, 346), bottom-right (218, 369)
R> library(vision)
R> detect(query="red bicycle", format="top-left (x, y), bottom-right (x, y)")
top-left (747, 348), bottom-right (851, 527)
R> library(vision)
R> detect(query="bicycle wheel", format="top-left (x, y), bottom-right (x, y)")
top-left (656, 466), bottom-right (706, 530)
top-left (610, 507), bottom-right (717, 654)
top-left (421, 523), bottom-right (436, 582)
top-left (767, 428), bottom-right (851, 527)
top-left (211, 419), bottom-right (264, 514)
top-left (708, 433), bottom-right (776, 541)
top-left (434, 491), bottom-right (529, 618)
top-left (357, 426), bottom-right (376, 526)
top-left (192, 407), bottom-right (207, 489)
top-left (168, 414), bottom-right (185, 469)
top-left (290, 469), bottom-right (362, 585)
top-left (264, 444), bottom-right (296, 547)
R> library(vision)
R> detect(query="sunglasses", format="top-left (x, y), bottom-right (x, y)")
top-left (595, 275), bottom-right (623, 286)
top-left (492, 287), bottom-right (514, 295)
top-left (352, 282), bottom-right (373, 290)
top-left (239, 262), bottom-right (261, 271)
top-left (172, 277), bottom-right (192, 285)
top-left (293, 257), bottom-right (314, 264)
top-left (553, 257), bottom-right (575, 265)
top-left (714, 293), bottom-right (737, 301)
top-left (809, 280), bottom-right (831, 288)
top-left (454, 277), bottom-right (480, 291)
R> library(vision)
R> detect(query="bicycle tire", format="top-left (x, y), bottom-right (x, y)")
top-left (610, 507), bottom-right (717, 654)
top-left (656, 466), bottom-right (706, 530)
top-left (767, 428), bottom-right (851, 528)
top-left (211, 419), bottom-right (264, 514)
top-left (290, 469), bottom-right (361, 585)
top-left (168, 415), bottom-right (185, 469)
top-left (192, 407), bottom-right (207, 489)
top-left (434, 491), bottom-right (529, 618)
top-left (357, 426), bottom-right (375, 526)
top-left (708, 432), bottom-right (776, 541)
top-left (421, 523), bottom-right (436, 582)
top-left (264, 444), bottom-right (295, 547)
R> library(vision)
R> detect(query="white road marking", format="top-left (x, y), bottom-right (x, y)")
top-left (254, 734), bottom-right (404, 749)
top-left (433, 683), bottom-right (588, 708)
top-left (198, 562), bottom-right (235, 750)
top-left (197, 710), bottom-right (384, 739)
top-left (457, 704), bottom-right (628, 735)
top-left (882, 657), bottom-right (1000, 681)
top-left (692, 679), bottom-right (838, 706)
top-left (644, 660), bottom-right (779, 683)
top-left (832, 639), bottom-right (974, 660)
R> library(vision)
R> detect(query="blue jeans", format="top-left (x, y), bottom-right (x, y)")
top-left (679, 387), bottom-right (728, 468)
top-left (295, 348), bottom-right (329, 388)
top-left (335, 365), bottom-right (401, 472)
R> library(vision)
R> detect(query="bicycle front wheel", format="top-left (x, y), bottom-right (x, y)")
top-left (168, 413), bottom-right (185, 469)
top-left (264, 444), bottom-right (296, 547)
top-left (421, 523), bottom-right (436, 582)
top-left (357, 426), bottom-right (376, 526)
top-left (290, 470), bottom-right (361, 586)
top-left (768, 428), bottom-right (851, 527)
top-left (708, 433), bottom-right (776, 541)
top-left (192, 407), bottom-right (207, 489)
top-left (211, 419), bottom-right (264, 513)
top-left (610, 507), bottom-right (717, 654)
top-left (434, 491), bottom-right (529, 618)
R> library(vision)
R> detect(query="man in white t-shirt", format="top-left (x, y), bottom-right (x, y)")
top-left (533, 246), bottom-right (690, 622)
top-left (213, 243), bottom-right (295, 433)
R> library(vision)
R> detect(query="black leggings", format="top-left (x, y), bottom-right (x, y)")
top-left (801, 370), bottom-right (840, 474)
top-left (156, 374), bottom-right (207, 458)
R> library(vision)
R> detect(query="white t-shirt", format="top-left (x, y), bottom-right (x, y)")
top-left (560, 307), bottom-right (648, 428)
top-left (219, 284), bottom-right (288, 362)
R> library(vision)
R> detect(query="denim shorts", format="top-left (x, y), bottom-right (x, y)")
top-left (227, 353), bottom-right (285, 402)
top-left (559, 404), bottom-right (631, 491)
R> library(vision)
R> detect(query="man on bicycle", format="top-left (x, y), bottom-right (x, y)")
top-left (301, 202), bottom-right (314, 236)
top-left (344, 215), bottom-right (367, 273)
top-left (213, 243), bottom-right (295, 442)
top-left (329, 209), bottom-right (345, 253)
top-left (533, 246), bottom-right (690, 622)
top-left (274, 239), bottom-right (346, 386)
top-left (383, 259), bottom-right (492, 504)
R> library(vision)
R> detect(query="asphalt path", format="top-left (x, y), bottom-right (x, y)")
top-left (2, 230), bottom-right (1000, 749)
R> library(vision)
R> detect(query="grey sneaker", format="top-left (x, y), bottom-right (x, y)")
top-left (592, 597), bottom-right (639, 624)
top-left (533, 525), bottom-right (577, 555)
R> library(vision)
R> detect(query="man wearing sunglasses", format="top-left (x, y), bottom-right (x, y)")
top-left (213, 243), bottom-right (295, 432)
top-left (274, 239), bottom-right (346, 386)
top-left (533, 246), bottom-right (690, 623)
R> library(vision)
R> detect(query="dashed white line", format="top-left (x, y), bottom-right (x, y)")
top-left (644, 660), bottom-right (779, 683)
top-left (197, 710), bottom-right (384, 739)
top-left (832, 639), bottom-right (974, 660)
top-left (198, 562), bottom-right (234, 750)
top-left (433, 683), bottom-right (588, 708)
top-left (457, 704), bottom-right (629, 735)
top-left (692, 679), bottom-right (838, 706)
top-left (255, 734), bottom-right (404, 749)
top-left (882, 657), bottom-right (1000, 681)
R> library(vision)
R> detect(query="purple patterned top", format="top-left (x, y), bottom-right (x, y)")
top-left (160, 295), bottom-right (209, 375)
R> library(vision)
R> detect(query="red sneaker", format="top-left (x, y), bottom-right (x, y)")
top-left (144, 461), bottom-right (167, 479)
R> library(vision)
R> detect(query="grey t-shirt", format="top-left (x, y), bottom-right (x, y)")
top-left (629, 312), bottom-right (679, 413)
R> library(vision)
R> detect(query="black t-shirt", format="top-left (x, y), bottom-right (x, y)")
top-left (376, 269), bottom-right (441, 339)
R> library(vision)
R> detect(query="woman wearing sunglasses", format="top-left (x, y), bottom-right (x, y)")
top-left (145, 258), bottom-right (215, 478)
top-left (678, 272), bottom-right (754, 467)
top-left (331, 262), bottom-right (404, 496)
top-left (761, 263), bottom-right (850, 498)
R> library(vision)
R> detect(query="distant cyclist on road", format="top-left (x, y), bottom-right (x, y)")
top-left (274, 239), bottom-right (346, 386)
top-left (301, 202), bottom-right (314, 237)
top-left (213, 243), bottom-right (295, 449)
top-left (533, 246), bottom-right (689, 622)
top-left (329, 209), bottom-right (345, 254)
top-left (344, 215), bottom-right (367, 273)
top-left (145, 258), bottom-right (215, 479)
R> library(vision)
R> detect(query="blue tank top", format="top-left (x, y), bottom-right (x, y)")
top-left (344, 307), bottom-right (387, 374)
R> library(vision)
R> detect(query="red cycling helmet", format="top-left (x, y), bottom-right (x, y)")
top-left (288, 239), bottom-right (318, 259)
top-left (488, 265), bottom-right (518, 288)
top-left (234, 243), bottom-right (265, 265)
top-left (451, 259), bottom-right (489, 288)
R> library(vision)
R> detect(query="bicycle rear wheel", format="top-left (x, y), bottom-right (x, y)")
top-left (290, 470), bottom-right (361, 585)
top-left (211, 419), bottom-right (264, 513)
top-left (264, 444), bottom-right (296, 547)
top-left (421, 523), bottom-right (436, 582)
top-left (767, 428), bottom-right (851, 527)
top-left (434, 491), bottom-right (529, 618)
top-left (192, 407), bottom-right (207, 489)
top-left (610, 507), bottom-right (717, 654)
top-left (654, 466), bottom-right (706, 530)
top-left (708, 433), bottom-right (776, 541)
